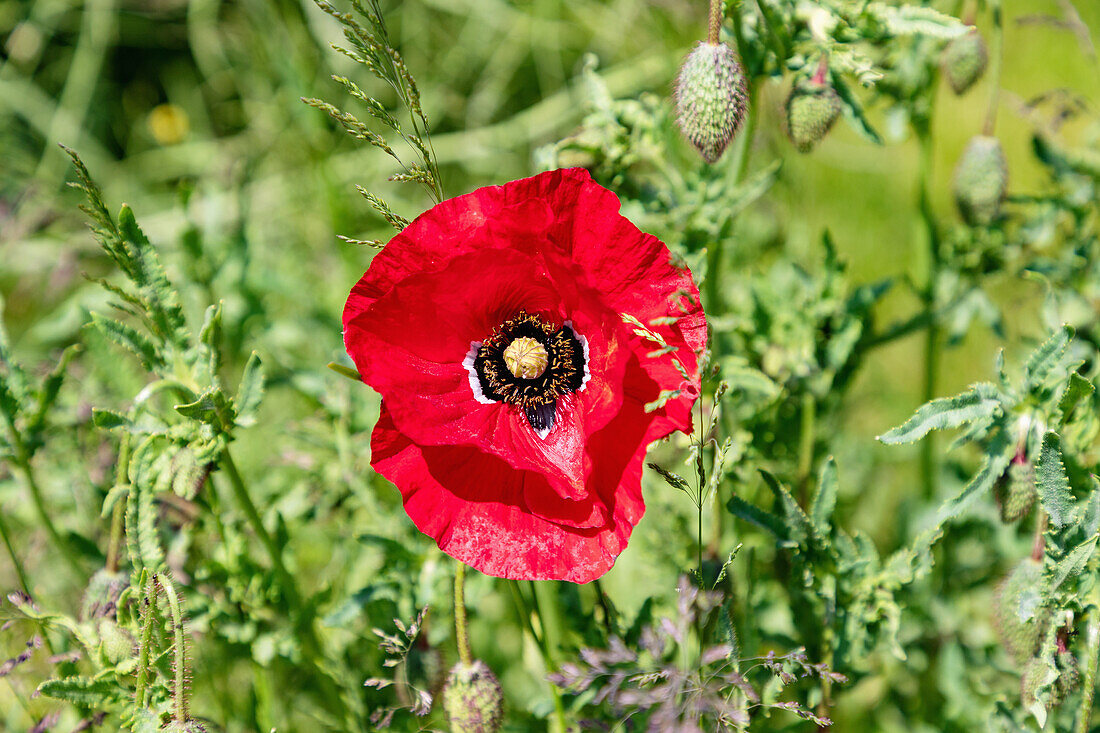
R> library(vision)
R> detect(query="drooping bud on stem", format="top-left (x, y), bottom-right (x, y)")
top-left (443, 659), bottom-right (504, 733)
top-left (941, 28), bottom-right (988, 95)
top-left (785, 57), bottom-right (842, 153)
top-left (953, 135), bottom-right (1008, 226)
top-left (674, 41), bottom-right (748, 164)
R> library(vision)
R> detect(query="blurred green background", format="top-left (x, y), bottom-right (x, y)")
top-left (0, 0), bottom-right (1098, 730)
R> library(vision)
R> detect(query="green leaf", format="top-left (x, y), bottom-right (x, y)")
top-left (830, 73), bottom-right (883, 146)
top-left (759, 470), bottom-right (810, 546)
top-left (810, 457), bottom-right (838, 535)
top-left (89, 312), bottom-right (162, 370)
top-left (117, 204), bottom-right (189, 344)
top-left (1056, 373), bottom-right (1094, 424)
top-left (1051, 534), bottom-right (1099, 592)
top-left (175, 389), bottom-right (233, 427)
top-left (327, 362), bottom-right (362, 382)
top-left (27, 343), bottom-right (82, 434)
top-left (234, 351), bottom-right (266, 427)
top-left (727, 495), bottom-right (790, 542)
top-left (869, 3), bottom-right (968, 38)
top-left (878, 387), bottom-right (1001, 444)
top-left (91, 408), bottom-right (131, 430)
top-left (1024, 325), bottom-right (1074, 393)
top-left (939, 428), bottom-right (1015, 521)
top-left (38, 675), bottom-right (127, 706)
top-left (1036, 431), bottom-right (1074, 528)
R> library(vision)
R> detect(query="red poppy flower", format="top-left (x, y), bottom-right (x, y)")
top-left (343, 168), bottom-right (706, 583)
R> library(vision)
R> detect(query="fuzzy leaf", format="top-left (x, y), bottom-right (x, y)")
top-left (89, 312), bottom-right (162, 370)
top-left (175, 389), bottom-right (232, 427)
top-left (1051, 534), bottom-right (1099, 592)
top-left (726, 495), bottom-right (789, 541)
top-left (760, 470), bottom-right (810, 546)
top-left (1024, 325), bottom-right (1074, 393)
top-left (939, 428), bottom-right (1015, 521)
top-left (878, 387), bottom-right (1001, 444)
top-left (1056, 373), bottom-right (1094, 423)
top-left (91, 408), bottom-right (131, 430)
top-left (869, 3), bottom-right (968, 38)
top-left (234, 351), bottom-right (265, 426)
top-left (38, 675), bottom-right (127, 706)
top-left (1036, 431), bottom-right (1074, 528)
top-left (26, 344), bottom-right (81, 434)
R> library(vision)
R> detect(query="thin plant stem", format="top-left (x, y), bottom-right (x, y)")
top-left (454, 561), bottom-right (472, 667)
top-left (507, 580), bottom-right (567, 733)
top-left (0, 510), bottom-right (30, 597)
top-left (915, 114), bottom-right (940, 500)
top-left (982, 0), bottom-right (1004, 136)
top-left (157, 574), bottom-right (191, 724)
top-left (1076, 613), bottom-right (1100, 733)
top-left (13, 457), bottom-right (82, 576)
top-left (798, 392), bottom-right (816, 505)
top-left (105, 433), bottom-right (130, 573)
top-left (708, 0), bottom-right (723, 45)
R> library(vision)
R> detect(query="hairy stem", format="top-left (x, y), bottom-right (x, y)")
top-left (1076, 614), bottom-right (1100, 733)
top-left (105, 433), bottom-right (130, 573)
top-left (454, 562), bottom-right (472, 667)
top-left (157, 574), bottom-right (191, 723)
top-left (707, 0), bottom-right (723, 44)
top-left (135, 572), bottom-right (158, 709)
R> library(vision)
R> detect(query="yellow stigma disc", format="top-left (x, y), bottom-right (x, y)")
top-left (502, 337), bottom-right (549, 379)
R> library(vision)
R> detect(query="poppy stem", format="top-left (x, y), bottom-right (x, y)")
top-left (707, 0), bottom-right (723, 45)
top-left (105, 432), bottom-right (130, 573)
top-left (454, 561), bottom-right (472, 667)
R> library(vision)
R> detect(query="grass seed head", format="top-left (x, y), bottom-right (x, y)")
top-left (442, 659), bottom-right (503, 733)
top-left (953, 135), bottom-right (1008, 226)
top-left (674, 41), bottom-right (748, 163)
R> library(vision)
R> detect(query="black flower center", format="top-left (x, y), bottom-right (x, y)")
top-left (468, 311), bottom-right (588, 436)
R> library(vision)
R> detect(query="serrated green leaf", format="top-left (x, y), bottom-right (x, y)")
top-left (234, 351), bottom-right (265, 426)
top-left (831, 73), bottom-right (883, 146)
top-left (810, 457), bottom-right (838, 535)
top-left (1056, 373), bottom-right (1094, 424)
top-left (759, 470), bottom-right (810, 546)
top-left (1024, 325), bottom-right (1074, 393)
top-left (175, 389), bottom-right (232, 427)
top-left (89, 312), bottom-right (162, 370)
top-left (38, 675), bottom-right (127, 706)
top-left (117, 204), bottom-right (189, 344)
top-left (939, 428), bottom-right (1015, 521)
top-left (869, 3), bottom-right (968, 38)
top-left (1051, 534), bottom-right (1098, 592)
top-left (1036, 431), bottom-right (1074, 528)
top-left (878, 388), bottom-right (1001, 444)
top-left (100, 482), bottom-right (129, 519)
top-left (91, 408), bottom-right (131, 430)
top-left (726, 495), bottom-right (789, 541)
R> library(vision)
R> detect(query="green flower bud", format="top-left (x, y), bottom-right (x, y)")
top-left (941, 29), bottom-right (988, 95)
top-left (81, 568), bottom-right (129, 620)
top-left (442, 660), bottom-right (503, 733)
top-left (97, 618), bottom-right (133, 665)
top-left (675, 42), bottom-right (748, 163)
top-left (785, 80), bottom-right (842, 153)
top-left (996, 458), bottom-right (1036, 523)
top-left (953, 135), bottom-right (1008, 226)
top-left (993, 559), bottom-right (1047, 664)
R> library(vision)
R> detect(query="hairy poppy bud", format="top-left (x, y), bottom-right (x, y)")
top-left (785, 80), bottom-right (842, 153)
top-left (81, 568), bottom-right (128, 620)
top-left (941, 29), bottom-right (988, 95)
top-left (996, 457), bottom-right (1036, 523)
top-left (675, 42), bottom-right (748, 163)
top-left (953, 135), bottom-right (1007, 226)
top-left (442, 660), bottom-right (503, 733)
top-left (993, 559), bottom-right (1047, 664)
top-left (97, 619), bottom-right (133, 666)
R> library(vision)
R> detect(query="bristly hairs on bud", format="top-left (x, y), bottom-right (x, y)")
top-left (674, 0), bottom-right (748, 164)
top-left (785, 56), bottom-right (843, 153)
top-left (941, 25), bottom-right (988, 95)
